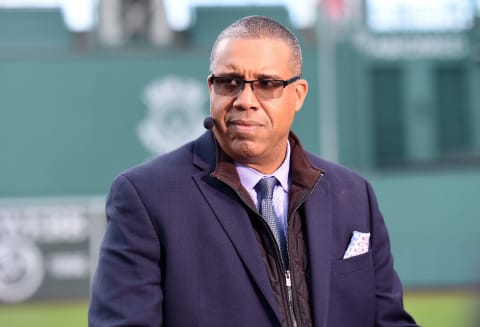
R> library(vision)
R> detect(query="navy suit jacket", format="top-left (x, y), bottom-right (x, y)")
top-left (88, 131), bottom-right (418, 327)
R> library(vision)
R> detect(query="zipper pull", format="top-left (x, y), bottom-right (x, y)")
top-left (285, 270), bottom-right (292, 287)
top-left (285, 270), bottom-right (298, 327)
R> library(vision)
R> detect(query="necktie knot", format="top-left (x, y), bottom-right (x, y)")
top-left (256, 176), bottom-right (277, 201)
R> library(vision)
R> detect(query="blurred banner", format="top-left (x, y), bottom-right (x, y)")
top-left (0, 198), bottom-right (104, 303)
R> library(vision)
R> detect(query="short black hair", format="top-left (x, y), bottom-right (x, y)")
top-left (210, 15), bottom-right (303, 75)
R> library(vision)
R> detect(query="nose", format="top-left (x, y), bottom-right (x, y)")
top-left (233, 81), bottom-right (259, 109)
top-left (242, 81), bottom-right (255, 93)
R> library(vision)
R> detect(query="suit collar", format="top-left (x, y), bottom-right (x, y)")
top-left (192, 131), bottom-right (217, 172)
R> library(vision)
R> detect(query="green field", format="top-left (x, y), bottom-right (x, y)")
top-left (0, 300), bottom-right (88, 327)
top-left (0, 291), bottom-right (477, 327)
top-left (404, 291), bottom-right (478, 327)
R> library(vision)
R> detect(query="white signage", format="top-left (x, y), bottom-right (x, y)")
top-left (137, 75), bottom-right (207, 156)
top-left (0, 202), bottom-right (100, 303)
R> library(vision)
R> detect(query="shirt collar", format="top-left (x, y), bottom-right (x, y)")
top-left (235, 141), bottom-right (291, 192)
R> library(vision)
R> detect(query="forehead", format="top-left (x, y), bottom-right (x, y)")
top-left (211, 38), bottom-right (293, 76)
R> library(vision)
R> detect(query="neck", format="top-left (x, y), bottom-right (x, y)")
top-left (239, 142), bottom-right (290, 175)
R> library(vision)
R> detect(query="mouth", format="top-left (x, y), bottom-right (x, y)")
top-left (227, 119), bottom-right (263, 134)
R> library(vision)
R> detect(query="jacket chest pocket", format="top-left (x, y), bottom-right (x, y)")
top-left (335, 251), bottom-right (373, 274)
top-left (329, 252), bottom-right (376, 326)
top-left (332, 251), bottom-right (375, 291)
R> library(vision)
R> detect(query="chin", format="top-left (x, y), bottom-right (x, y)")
top-left (231, 140), bottom-right (263, 160)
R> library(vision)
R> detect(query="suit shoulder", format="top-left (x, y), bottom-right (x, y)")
top-left (306, 151), bottom-right (368, 186)
top-left (110, 132), bottom-right (215, 189)
top-left (117, 140), bottom-right (195, 183)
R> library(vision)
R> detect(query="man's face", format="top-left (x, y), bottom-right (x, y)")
top-left (208, 38), bottom-right (308, 173)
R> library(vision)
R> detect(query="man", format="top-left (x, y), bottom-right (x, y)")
top-left (89, 15), bottom-right (418, 327)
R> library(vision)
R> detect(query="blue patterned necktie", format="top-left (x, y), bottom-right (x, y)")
top-left (256, 176), bottom-right (289, 269)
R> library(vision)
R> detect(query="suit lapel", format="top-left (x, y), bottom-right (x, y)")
top-left (193, 173), bottom-right (282, 322)
top-left (303, 180), bottom-right (332, 327)
top-left (191, 132), bottom-right (282, 323)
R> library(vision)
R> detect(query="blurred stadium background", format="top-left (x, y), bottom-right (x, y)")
top-left (0, 0), bottom-right (479, 326)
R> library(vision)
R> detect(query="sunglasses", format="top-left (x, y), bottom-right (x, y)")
top-left (208, 74), bottom-right (300, 100)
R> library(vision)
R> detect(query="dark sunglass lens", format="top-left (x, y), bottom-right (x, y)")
top-left (255, 80), bottom-right (283, 90)
top-left (214, 77), bottom-right (241, 95)
top-left (253, 80), bottom-right (284, 99)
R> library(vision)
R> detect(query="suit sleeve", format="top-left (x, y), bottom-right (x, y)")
top-left (88, 174), bottom-right (163, 327)
top-left (367, 182), bottom-right (419, 327)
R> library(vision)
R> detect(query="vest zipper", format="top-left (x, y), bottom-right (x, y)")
top-left (260, 215), bottom-right (298, 327)
top-left (217, 172), bottom-right (325, 327)
top-left (284, 172), bottom-right (325, 327)
top-left (255, 211), bottom-right (297, 327)
top-left (285, 270), bottom-right (297, 327)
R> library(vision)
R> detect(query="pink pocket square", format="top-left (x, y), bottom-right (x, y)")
top-left (343, 231), bottom-right (370, 259)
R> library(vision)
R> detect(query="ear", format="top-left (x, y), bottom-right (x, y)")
top-left (207, 75), bottom-right (213, 90)
top-left (294, 79), bottom-right (308, 112)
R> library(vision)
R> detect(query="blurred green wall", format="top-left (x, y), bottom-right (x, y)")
top-left (1, 6), bottom-right (479, 292)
